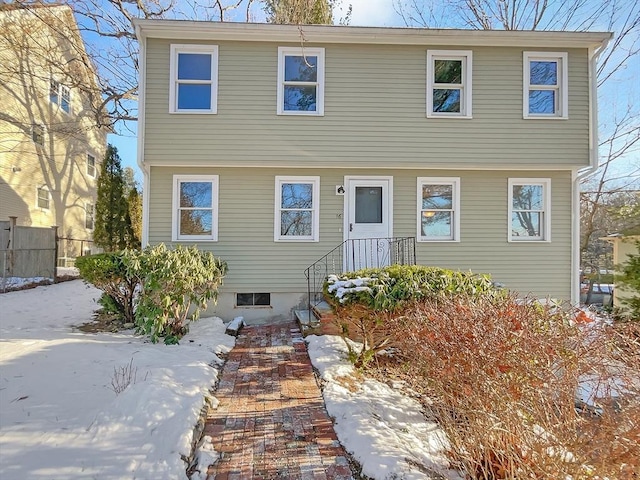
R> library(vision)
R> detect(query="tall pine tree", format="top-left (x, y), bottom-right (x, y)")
top-left (94, 145), bottom-right (134, 251)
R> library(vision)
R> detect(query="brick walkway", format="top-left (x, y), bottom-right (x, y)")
top-left (204, 322), bottom-right (354, 480)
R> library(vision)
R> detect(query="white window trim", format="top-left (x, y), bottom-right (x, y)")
top-left (169, 44), bottom-right (219, 114)
top-left (508, 178), bottom-right (551, 242)
top-left (50, 80), bottom-right (71, 114)
top-left (87, 154), bottom-right (97, 178)
top-left (172, 174), bottom-right (219, 242)
top-left (274, 176), bottom-right (320, 242)
top-left (36, 186), bottom-right (51, 210)
top-left (85, 202), bottom-right (95, 231)
top-left (417, 177), bottom-right (460, 242)
top-left (426, 50), bottom-right (473, 119)
top-left (277, 47), bottom-right (325, 116)
top-left (523, 52), bottom-right (568, 119)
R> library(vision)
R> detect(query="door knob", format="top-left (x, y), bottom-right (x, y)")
top-left (349, 223), bottom-right (353, 232)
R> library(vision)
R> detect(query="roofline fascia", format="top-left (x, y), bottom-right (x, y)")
top-left (133, 19), bottom-right (612, 49)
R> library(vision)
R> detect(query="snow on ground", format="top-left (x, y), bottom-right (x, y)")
top-left (306, 335), bottom-right (462, 480)
top-left (0, 280), bottom-right (235, 480)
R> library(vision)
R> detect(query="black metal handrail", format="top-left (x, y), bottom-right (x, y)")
top-left (304, 237), bottom-right (416, 315)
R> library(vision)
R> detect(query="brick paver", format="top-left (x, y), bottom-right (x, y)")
top-left (204, 322), bottom-right (354, 480)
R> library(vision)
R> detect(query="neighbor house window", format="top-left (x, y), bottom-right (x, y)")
top-left (509, 178), bottom-right (551, 241)
top-left (417, 177), bottom-right (460, 241)
top-left (50, 80), bottom-right (70, 113)
top-left (523, 52), bottom-right (568, 119)
top-left (275, 176), bottom-right (320, 241)
top-left (37, 186), bottom-right (50, 210)
top-left (169, 44), bottom-right (218, 113)
top-left (87, 154), bottom-right (96, 177)
top-left (427, 50), bottom-right (472, 118)
top-left (85, 202), bottom-right (95, 230)
top-left (236, 293), bottom-right (271, 307)
top-left (277, 47), bottom-right (325, 115)
top-left (172, 175), bottom-right (219, 241)
top-left (32, 124), bottom-right (44, 145)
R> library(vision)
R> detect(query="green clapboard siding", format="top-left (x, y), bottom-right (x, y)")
top-left (148, 167), bottom-right (573, 300)
top-left (143, 39), bottom-right (590, 169)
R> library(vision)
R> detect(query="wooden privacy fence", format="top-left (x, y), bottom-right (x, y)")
top-left (0, 217), bottom-right (57, 284)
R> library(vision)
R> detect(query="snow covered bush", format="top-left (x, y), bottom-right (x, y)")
top-left (76, 251), bottom-right (139, 324)
top-left (134, 244), bottom-right (227, 343)
top-left (323, 265), bottom-right (501, 367)
top-left (378, 295), bottom-right (640, 479)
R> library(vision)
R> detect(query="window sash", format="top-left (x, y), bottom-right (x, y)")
top-left (523, 52), bottom-right (567, 119)
top-left (508, 179), bottom-right (550, 241)
top-left (32, 125), bottom-right (44, 145)
top-left (87, 155), bottom-right (96, 177)
top-left (427, 51), bottom-right (472, 118)
top-left (275, 177), bottom-right (319, 241)
top-left (172, 175), bottom-right (219, 241)
top-left (170, 45), bottom-right (218, 114)
top-left (37, 188), bottom-right (50, 209)
top-left (417, 178), bottom-right (460, 241)
top-left (85, 203), bottom-right (95, 230)
top-left (277, 47), bottom-right (324, 115)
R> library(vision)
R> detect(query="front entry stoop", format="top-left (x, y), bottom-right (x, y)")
top-left (294, 301), bottom-right (341, 336)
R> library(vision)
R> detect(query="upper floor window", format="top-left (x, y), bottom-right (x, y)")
top-left (87, 154), bottom-right (97, 177)
top-left (523, 52), bottom-right (568, 119)
top-left (275, 176), bottom-right (320, 241)
top-left (172, 175), bottom-right (219, 241)
top-left (509, 178), bottom-right (551, 242)
top-left (277, 47), bottom-right (325, 115)
top-left (32, 124), bottom-right (44, 145)
top-left (37, 186), bottom-right (50, 210)
top-left (417, 177), bottom-right (460, 241)
top-left (169, 44), bottom-right (218, 114)
top-left (427, 50), bottom-right (472, 118)
top-left (50, 80), bottom-right (70, 113)
top-left (85, 202), bottom-right (95, 230)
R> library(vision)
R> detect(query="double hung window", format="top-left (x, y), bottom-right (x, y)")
top-left (275, 176), bottom-right (320, 241)
top-left (523, 52), bottom-right (568, 118)
top-left (170, 44), bottom-right (218, 113)
top-left (509, 178), bottom-right (551, 241)
top-left (172, 175), bottom-right (219, 241)
top-left (85, 202), bottom-right (95, 230)
top-left (37, 187), bottom-right (50, 210)
top-left (32, 124), bottom-right (44, 145)
top-left (417, 177), bottom-right (460, 241)
top-left (427, 50), bottom-right (472, 118)
top-left (87, 154), bottom-right (96, 177)
top-left (50, 80), bottom-right (70, 113)
top-left (277, 47), bottom-right (325, 115)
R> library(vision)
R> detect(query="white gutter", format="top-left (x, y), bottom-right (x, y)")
top-left (571, 35), bottom-right (612, 304)
top-left (135, 22), bottom-right (151, 248)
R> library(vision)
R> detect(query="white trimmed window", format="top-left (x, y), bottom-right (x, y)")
top-left (172, 175), bottom-right (219, 241)
top-left (87, 154), bottom-right (96, 177)
top-left (277, 47), bottom-right (325, 115)
top-left (275, 176), bottom-right (320, 242)
top-left (169, 44), bottom-right (218, 114)
top-left (427, 50), bottom-right (472, 118)
top-left (417, 177), bottom-right (460, 241)
top-left (50, 80), bottom-right (70, 113)
top-left (85, 202), bottom-right (95, 230)
top-left (523, 52), bottom-right (568, 119)
top-left (509, 178), bottom-right (551, 241)
top-left (36, 186), bottom-right (50, 210)
top-left (32, 124), bottom-right (44, 145)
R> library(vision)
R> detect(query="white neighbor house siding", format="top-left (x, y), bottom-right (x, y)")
top-left (148, 167), bottom-right (572, 320)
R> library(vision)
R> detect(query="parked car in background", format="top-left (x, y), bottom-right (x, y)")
top-left (580, 283), bottom-right (614, 308)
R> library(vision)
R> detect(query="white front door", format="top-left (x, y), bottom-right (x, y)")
top-left (344, 177), bottom-right (393, 271)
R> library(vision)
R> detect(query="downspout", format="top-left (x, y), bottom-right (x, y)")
top-left (134, 21), bottom-right (151, 248)
top-left (571, 37), bottom-right (611, 305)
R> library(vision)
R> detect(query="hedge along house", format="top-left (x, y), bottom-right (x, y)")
top-left (133, 20), bottom-right (611, 323)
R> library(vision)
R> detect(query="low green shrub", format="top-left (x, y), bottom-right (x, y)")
top-left (76, 252), bottom-right (138, 324)
top-left (322, 265), bottom-right (501, 367)
top-left (134, 244), bottom-right (227, 343)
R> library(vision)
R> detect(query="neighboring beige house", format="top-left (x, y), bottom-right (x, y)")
top-left (605, 228), bottom-right (640, 312)
top-left (134, 20), bottom-right (611, 322)
top-left (0, 4), bottom-right (108, 262)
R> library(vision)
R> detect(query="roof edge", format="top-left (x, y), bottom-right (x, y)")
top-left (133, 19), bottom-right (612, 48)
